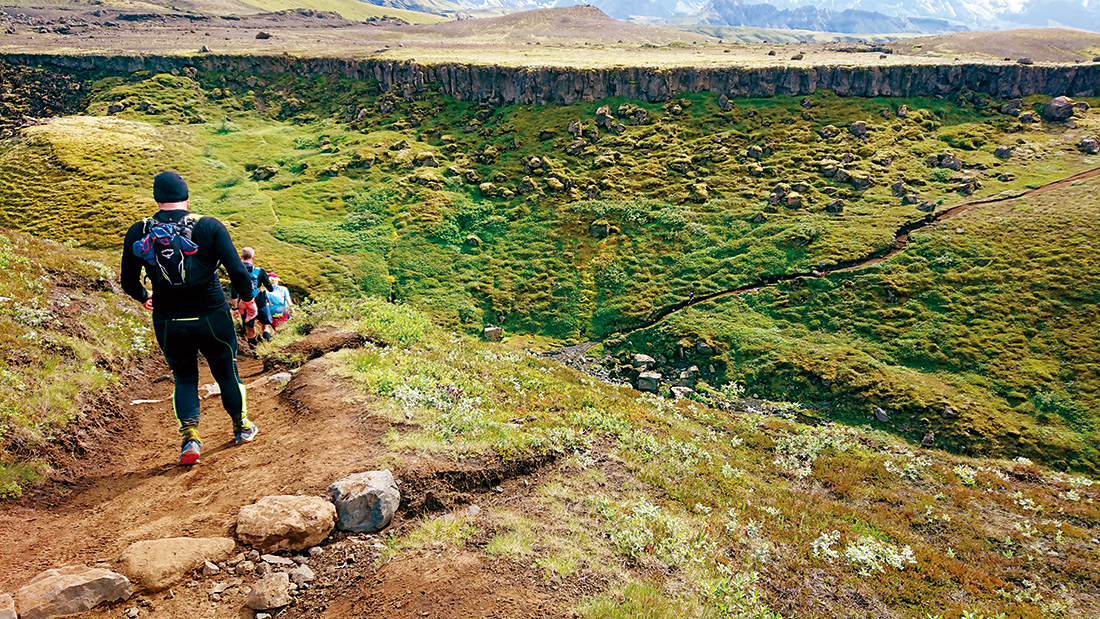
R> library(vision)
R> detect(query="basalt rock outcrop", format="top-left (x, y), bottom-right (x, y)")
top-left (3, 54), bottom-right (1100, 106)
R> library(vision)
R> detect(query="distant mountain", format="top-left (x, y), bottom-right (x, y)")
top-left (690, 0), bottom-right (965, 34)
top-left (360, 0), bottom-right (1100, 31)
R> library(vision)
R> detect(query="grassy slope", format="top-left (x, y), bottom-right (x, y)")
top-left (0, 228), bottom-right (152, 497)
top-left (1, 69), bottom-right (1098, 472)
top-left (263, 300), bottom-right (1100, 619)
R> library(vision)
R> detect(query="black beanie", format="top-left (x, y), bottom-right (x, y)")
top-left (153, 171), bottom-right (189, 203)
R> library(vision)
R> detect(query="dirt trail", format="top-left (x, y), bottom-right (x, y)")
top-left (0, 350), bottom-right (378, 587)
top-left (0, 329), bottom-right (580, 618)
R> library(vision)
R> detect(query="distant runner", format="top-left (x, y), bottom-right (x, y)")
top-left (120, 171), bottom-right (259, 466)
top-left (265, 272), bottom-right (294, 333)
top-left (231, 247), bottom-right (275, 348)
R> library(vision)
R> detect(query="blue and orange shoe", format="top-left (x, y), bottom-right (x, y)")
top-left (179, 439), bottom-right (201, 465)
top-left (234, 420), bottom-right (259, 445)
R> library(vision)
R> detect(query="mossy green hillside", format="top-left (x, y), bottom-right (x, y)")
top-left (0, 228), bottom-right (153, 497)
top-left (623, 176), bottom-right (1100, 472)
top-left (1, 69), bottom-right (1098, 470)
top-left (265, 303), bottom-right (1100, 619)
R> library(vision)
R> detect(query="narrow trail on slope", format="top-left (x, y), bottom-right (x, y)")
top-left (543, 165), bottom-right (1100, 359)
top-left (0, 334), bottom-right (386, 593)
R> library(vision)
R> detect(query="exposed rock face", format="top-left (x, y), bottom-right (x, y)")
top-left (15, 566), bottom-right (132, 619)
top-left (328, 470), bottom-right (401, 533)
top-left (119, 537), bottom-right (236, 592)
top-left (236, 496), bottom-right (336, 552)
top-left (5, 54), bottom-right (1100, 106)
top-left (245, 573), bottom-right (290, 611)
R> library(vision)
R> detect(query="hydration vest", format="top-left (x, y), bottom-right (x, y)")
top-left (132, 214), bottom-right (213, 288)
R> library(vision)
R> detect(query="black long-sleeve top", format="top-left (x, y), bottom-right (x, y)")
top-left (120, 210), bottom-right (254, 318)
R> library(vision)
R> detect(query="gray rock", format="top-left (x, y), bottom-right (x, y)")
top-left (126, 607), bottom-right (140, 619)
top-left (849, 121), bottom-right (867, 138)
top-left (589, 220), bottom-right (610, 238)
top-left (695, 340), bottom-right (714, 356)
top-left (15, 566), bottom-right (132, 619)
top-left (467, 504), bottom-right (481, 516)
top-left (202, 561), bottom-right (220, 577)
top-left (328, 470), bottom-right (401, 533)
top-left (670, 386), bottom-right (694, 400)
top-left (482, 325), bottom-right (503, 342)
top-left (635, 372), bottom-right (662, 393)
top-left (234, 561), bottom-right (255, 575)
top-left (247, 550), bottom-right (261, 561)
top-left (119, 537), bottom-right (235, 591)
top-left (267, 372), bottom-right (292, 386)
top-left (0, 593), bottom-right (15, 619)
top-left (245, 573), bottom-right (290, 611)
top-left (307, 547), bottom-right (323, 557)
top-left (287, 565), bottom-right (315, 585)
top-left (874, 407), bottom-right (890, 422)
top-left (1000, 99), bottom-right (1022, 115)
top-left (236, 496), bottom-right (336, 552)
top-left (255, 563), bottom-right (272, 576)
top-left (1041, 96), bottom-right (1074, 122)
top-left (256, 614), bottom-right (272, 619)
top-left (1080, 136), bottom-right (1100, 154)
top-left (260, 555), bottom-right (295, 567)
top-left (632, 353), bottom-right (657, 370)
top-left (994, 145), bottom-right (1013, 159)
top-left (921, 432), bottom-right (936, 447)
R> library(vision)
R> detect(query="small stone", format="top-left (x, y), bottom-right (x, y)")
top-left (246, 573), bottom-right (290, 611)
top-left (308, 547), bottom-right (323, 557)
top-left (921, 432), bottom-right (936, 447)
top-left (202, 561), bottom-right (220, 577)
top-left (255, 563), bottom-right (272, 576)
top-left (126, 607), bottom-right (140, 618)
top-left (261, 555), bottom-right (295, 567)
top-left (287, 565), bottom-right (315, 584)
top-left (482, 325), bottom-right (503, 342)
top-left (467, 504), bottom-right (481, 516)
top-left (247, 550), bottom-right (261, 561)
top-left (234, 561), bottom-right (255, 575)
top-left (256, 614), bottom-right (272, 619)
top-left (226, 553), bottom-right (244, 568)
top-left (292, 556), bottom-right (308, 565)
top-left (874, 407), bottom-right (890, 422)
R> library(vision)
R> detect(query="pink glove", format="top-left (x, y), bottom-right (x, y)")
top-left (238, 299), bottom-right (258, 322)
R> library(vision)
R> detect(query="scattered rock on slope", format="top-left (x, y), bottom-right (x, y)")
top-left (328, 470), bottom-right (401, 533)
top-left (236, 495), bottom-right (336, 552)
top-left (1041, 96), bottom-right (1074, 122)
top-left (245, 572), bottom-right (290, 610)
top-left (15, 566), bottom-right (131, 619)
top-left (119, 537), bottom-right (235, 592)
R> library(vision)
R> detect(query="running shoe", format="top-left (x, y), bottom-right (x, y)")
top-left (179, 439), bottom-right (201, 466)
top-left (235, 420), bottom-right (259, 445)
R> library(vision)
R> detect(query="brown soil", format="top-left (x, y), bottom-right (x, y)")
top-left (0, 332), bottom-right (579, 618)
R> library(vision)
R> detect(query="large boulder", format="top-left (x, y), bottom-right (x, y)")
top-left (15, 566), bottom-right (132, 619)
top-left (245, 573), bottom-right (290, 610)
top-left (328, 470), bottom-right (401, 533)
top-left (236, 495), bottom-right (336, 552)
top-left (119, 537), bottom-right (236, 592)
top-left (1041, 96), bottom-right (1074, 122)
top-left (0, 593), bottom-right (15, 619)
